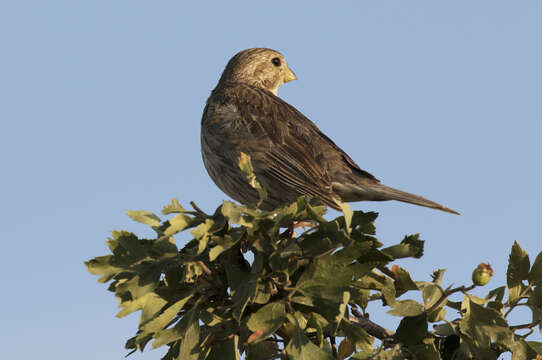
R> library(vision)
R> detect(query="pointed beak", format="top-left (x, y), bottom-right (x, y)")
top-left (283, 66), bottom-right (297, 83)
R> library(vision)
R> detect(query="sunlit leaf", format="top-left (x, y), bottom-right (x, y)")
top-left (126, 210), bottom-right (161, 227)
top-left (285, 325), bottom-right (334, 360)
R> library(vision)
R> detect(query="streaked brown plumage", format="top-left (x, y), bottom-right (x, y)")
top-left (201, 48), bottom-right (459, 215)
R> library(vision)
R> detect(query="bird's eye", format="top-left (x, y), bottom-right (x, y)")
top-left (271, 57), bottom-right (281, 67)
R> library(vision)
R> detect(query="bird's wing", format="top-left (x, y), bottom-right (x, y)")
top-left (226, 85), bottom-right (342, 209)
top-left (269, 91), bottom-right (380, 183)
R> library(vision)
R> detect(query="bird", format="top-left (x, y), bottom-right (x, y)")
top-left (201, 48), bottom-right (459, 215)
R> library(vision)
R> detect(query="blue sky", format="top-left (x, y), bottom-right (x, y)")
top-left (1, 1), bottom-right (541, 359)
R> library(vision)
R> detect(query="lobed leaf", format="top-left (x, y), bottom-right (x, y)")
top-left (529, 250), bottom-right (542, 285)
top-left (126, 210), bottom-right (161, 228)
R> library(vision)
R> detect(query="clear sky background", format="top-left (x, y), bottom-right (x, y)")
top-left (1, 1), bottom-right (541, 359)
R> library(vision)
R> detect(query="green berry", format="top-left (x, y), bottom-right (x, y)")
top-left (472, 263), bottom-right (493, 286)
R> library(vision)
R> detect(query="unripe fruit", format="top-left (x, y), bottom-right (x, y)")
top-left (472, 263), bottom-right (493, 286)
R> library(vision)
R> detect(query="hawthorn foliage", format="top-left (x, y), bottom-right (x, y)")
top-left (86, 158), bottom-right (542, 359)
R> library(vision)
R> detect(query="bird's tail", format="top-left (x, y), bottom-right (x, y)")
top-left (370, 183), bottom-right (460, 215)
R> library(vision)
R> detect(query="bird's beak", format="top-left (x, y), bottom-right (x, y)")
top-left (283, 66), bottom-right (297, 83)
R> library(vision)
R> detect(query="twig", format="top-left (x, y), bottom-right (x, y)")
top-left (426, 284), bottom-right (475, 314)
top-left (197, 261), bottom-right (224, 287)
top-left (190, 201), bottom-right (207, 215)
top-left (198, 261), bottom-right (213, 275)
top-left (377, 265), bottom-right (396, 280)
top-left (510, 319), bottom-right (542, 330)
top-left (518, 328), bottom-right (534, 338)
top-left (329, 336), bottom-right (337, 358)
top-left (350, 307), bottom-right (394, 344)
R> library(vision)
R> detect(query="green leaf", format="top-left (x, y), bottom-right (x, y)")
top-left (114, 267), bottom-right (159, 300)
top-left (162, 198), bottom-right (188, 214)
top-left (395, 313), bottom-right (427, 345)
top-left (199, 306), bottom-right (228, 327)
top-left (529, 285), bottom-right (542, 308)
top-left (422, 284), bottom-right (443, 309)
top-left (306, 313), bottom-right (325, 348)
top-left (140, 293), bottom-right (169, 325)
top-left (356, 248), bottom-right (393, 265)
top-left (334, 291), bottom-right (350, 334)
top-left (486, 286), bottom-right (506, 303)
top-left (178, 314), bottom-right (200, 360)
top-left (508, 241), bottom-right (530, 303)
top-left (138, 292), bottom-right (194, 342)
top-left (353, 345), bottom-right (402, 359)
top-left (527, 285), bottom-right (542, 332)
top-left (392, 266), bottom-right (419, 291)
top-left (350, 211), bottom-right (378, 234)
top-left (152, 305), bottom-right (200, 349)
top-left (284, 326), bottom-right (335, 360)
top-left (246, 302), bottom-right (286, 343)
top-left (387, 300), bottom-right (424, 317)
top-left (209, 228), bottom-right (244, 261)
top-left (408, 340), bottom-right (440, 360)
top-left (163, 214), bottom-right (196, 237)
top-left (206, 335), bottom-right (240, 360)
top-left (512, 340), bottom-right (541, 359)
top-left (85, 255), bottom-right (123, 283)
top-left (433, 323), bottom-right (456, 337)
top-left (355, 272), bottom-right (396, 306)
top-left (299, 232), bottom-right (340, 259)
top-left (126, 210), bottom-right (161, 227)
top-left (427, 307), bottom-right (446, 323)
top-left (459, 298), bottom-right (515, 354)
top-left (526, 341), bottom-right (542, 355)
top-left (116, 292), bottom-right (157, 319)
top-left (529, 250), bottom-right (542, 285)
top-left (152, 236), bottom-right (178, 255)
top-left (340, 319), bottom-right (373, 352)
top-left (224, 258), bottom-right (258, 320)
top-left (246, 341), bottom-right (278, 360)
top-left (297, 255), bottom-right (353, 300)
top-left (430, 269), bottom-right (445, 285)
top-left (508, 241), bottom-right (530, 284)
top-left (382, 234), bottom-right (424, 259)
top-left (239, 152), bottom-right (268, 204)
top-left (190, 218), bottom-right (216, 255)
top-left (338, 201), bottom-right (353, 234)
top-left (220, 201), bottom-right (254, 227)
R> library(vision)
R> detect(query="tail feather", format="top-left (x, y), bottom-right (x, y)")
top-left (372, 184), bottom-right (460, 215)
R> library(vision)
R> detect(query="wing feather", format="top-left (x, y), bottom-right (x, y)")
top-left (221, 84), bottom-right (342, 209)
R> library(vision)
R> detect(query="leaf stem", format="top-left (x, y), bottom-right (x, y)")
top-left (504, 282), bottom-right (534, 318)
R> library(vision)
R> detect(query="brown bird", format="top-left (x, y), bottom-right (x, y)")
top-left (201, 48), bottom-right (459, 215)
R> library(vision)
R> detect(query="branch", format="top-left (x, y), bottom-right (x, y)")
top-left (350, 307), bottom-right (394, 345)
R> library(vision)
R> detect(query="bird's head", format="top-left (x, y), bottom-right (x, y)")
top-left (217, 48), bottom-right (297, 95)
